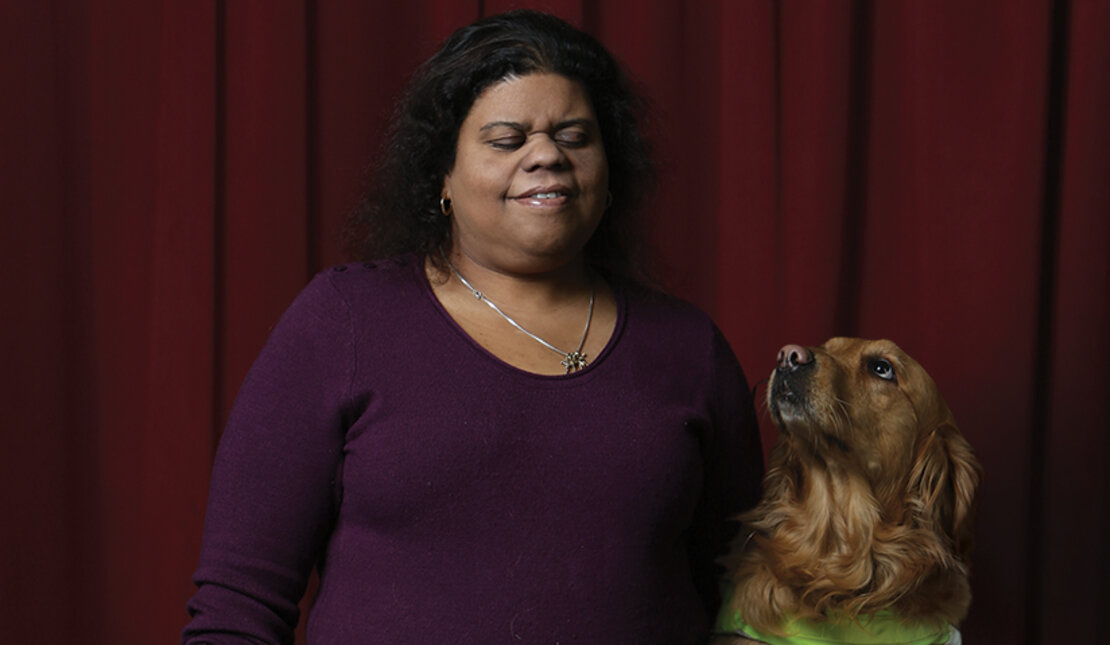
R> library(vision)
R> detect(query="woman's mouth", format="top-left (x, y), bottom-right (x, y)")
top-left (511, 186), bottom-right (574, 207)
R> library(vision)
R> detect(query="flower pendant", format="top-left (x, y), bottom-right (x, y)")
top-left (562, 351), bottom-right (588, 373)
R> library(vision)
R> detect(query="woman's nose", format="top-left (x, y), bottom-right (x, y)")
top-left (522, 134), bottom-right (568, 171)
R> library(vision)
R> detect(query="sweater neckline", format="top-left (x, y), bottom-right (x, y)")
top-left (412, 254), bottom-right (626, 381)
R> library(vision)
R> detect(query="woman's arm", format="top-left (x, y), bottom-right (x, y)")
top-left (688, 327), bottom-right (765, 619)
top-left (183, 272), bottom-right (355, 644)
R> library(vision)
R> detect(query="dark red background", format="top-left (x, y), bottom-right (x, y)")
top-left (3, 1), bottom-right (1107, 643)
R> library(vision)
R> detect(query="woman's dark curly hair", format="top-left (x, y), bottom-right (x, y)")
top-left (344, 9), bottom-right (655, 282)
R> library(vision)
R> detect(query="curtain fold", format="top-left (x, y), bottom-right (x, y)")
top-left (1041, 0), bottom-right (1110, 641)
top-left (2, 1), bottom-right (1105, 643)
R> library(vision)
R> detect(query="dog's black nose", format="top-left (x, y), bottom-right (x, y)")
top-left (777, 344), bottom-right (813, 371)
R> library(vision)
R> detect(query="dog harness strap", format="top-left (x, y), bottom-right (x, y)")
top-left (713, 592), bottom-right (955, 644)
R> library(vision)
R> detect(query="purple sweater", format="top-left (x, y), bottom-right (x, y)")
top-left (184, 254), bottom-right (763, 644)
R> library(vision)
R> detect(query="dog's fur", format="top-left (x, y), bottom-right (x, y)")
top-left (720, 338), bottom-right (981, 639)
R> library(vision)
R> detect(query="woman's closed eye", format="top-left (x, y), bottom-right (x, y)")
top-left (488, 135), bottom-right (526, 150)
top-left (553, 129), bottom-right (589, 148)
top-left (486, 129), bottom-right (590, 151)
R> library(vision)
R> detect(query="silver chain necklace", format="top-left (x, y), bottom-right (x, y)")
top-left (440, 249), bottom-right (594, 373)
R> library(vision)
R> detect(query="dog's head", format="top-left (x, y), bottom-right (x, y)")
top-left (766, 337), bottom-right (980, 553)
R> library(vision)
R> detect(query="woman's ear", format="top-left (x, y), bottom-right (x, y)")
top-left (440, 177), bottom-right (453, 217)
top-left (907, 422), bottom-right (982, 556)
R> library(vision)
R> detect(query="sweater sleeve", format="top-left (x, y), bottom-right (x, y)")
top-left (183, 271), bottom-right (355, 645)
top-left (686, 325), bottom-right (765, 618)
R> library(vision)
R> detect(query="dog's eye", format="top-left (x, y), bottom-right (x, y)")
top-left (868, 358), bottom-right (897, 382)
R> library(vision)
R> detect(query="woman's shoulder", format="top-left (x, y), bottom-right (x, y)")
top-left (614, 276), bottom-right (718, 335)
top-left (273, 254), bottom-right (427, 332)
top-left (318, 253), bottom-right (423, 287)
top-left (309, 253), bottom-right (426, 302)
top-left (609, 276), bottom-right (739, 381)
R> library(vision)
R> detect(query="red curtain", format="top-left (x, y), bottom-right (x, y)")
top-left (3, 1), bottom-right (1106, 643)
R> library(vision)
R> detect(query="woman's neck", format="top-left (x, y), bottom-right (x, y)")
top-left (437, 245), bottom-right (593, 313)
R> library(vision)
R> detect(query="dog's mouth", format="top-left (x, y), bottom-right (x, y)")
top-left (768, 366), bottom-right (855, 454)
top-left (768, 369), bottom-right (806, 424)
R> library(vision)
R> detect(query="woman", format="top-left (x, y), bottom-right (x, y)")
top-left (184, 10), bottom-right (763, 644)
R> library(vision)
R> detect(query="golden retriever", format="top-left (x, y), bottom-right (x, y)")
top-left (714, 338), bottom-right (981, 644)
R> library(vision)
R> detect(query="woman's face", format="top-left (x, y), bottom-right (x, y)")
top-left (442, 73), bottom-right (609, 275)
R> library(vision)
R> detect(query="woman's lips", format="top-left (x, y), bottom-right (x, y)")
top-left (510, 186), bottom-right (574, 207)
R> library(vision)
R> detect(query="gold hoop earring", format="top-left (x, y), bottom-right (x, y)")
top-left (440, 196), bottom-right (453, 216)
top-left (606, 191), bottom-right (614, 209)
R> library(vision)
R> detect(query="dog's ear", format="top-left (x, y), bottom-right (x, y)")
top-left (906, 422), bottom-right (982, 557)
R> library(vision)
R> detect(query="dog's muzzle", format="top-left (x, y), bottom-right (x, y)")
top-left (768, 344), bottom-right (816, 423)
